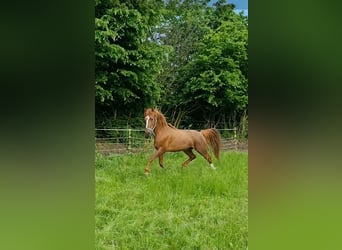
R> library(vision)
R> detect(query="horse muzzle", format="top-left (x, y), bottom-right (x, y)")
top-left (145, 128), bottom-right (155, 138)
top-left (145, 129), bottom-right (152, 138)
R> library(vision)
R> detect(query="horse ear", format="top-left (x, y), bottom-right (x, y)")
top-left (151, 108), bottom-right (154, 111)
top-left (144, 108), bottom-right (146, 112)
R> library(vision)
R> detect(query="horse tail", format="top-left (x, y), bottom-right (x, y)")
top-left (200, 128), bottom-right (221, 160)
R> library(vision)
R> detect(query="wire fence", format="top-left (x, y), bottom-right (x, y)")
top-left (95, 128), bottom-right (244, 155)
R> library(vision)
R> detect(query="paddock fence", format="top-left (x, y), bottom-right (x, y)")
top-left (95, 128), bottom-right (247, 155)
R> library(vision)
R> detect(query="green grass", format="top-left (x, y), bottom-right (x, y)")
top-left (95, 150), bottom-right (248, 249)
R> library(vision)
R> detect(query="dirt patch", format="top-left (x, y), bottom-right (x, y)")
top-left (96, 139), bottom-right (248, 155)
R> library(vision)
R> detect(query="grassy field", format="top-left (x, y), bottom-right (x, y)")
top-left (95, 150), bottom-right (248, 249)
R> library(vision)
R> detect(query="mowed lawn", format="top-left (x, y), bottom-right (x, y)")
top-left (95, 150), bottom-right (248, 249)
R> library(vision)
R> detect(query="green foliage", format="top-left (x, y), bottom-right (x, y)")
top-left (96, 151), bottom-right (248, 249)
top-left (95, 0), bottom-right (248, 137)
top-left (182, 14), bottom-right (248, 111)
top-left (156, 0), bottom-right (248, 130)
top-left (95, 0), bottom-right (165, 116)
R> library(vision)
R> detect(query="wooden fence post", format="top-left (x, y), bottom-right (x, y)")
top-left (128, 129), bottom-right (132, 150)
top-left (234, 127), bottom-right (238, 151)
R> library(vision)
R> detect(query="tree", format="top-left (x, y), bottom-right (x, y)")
top-left (95, 0), bottom-right (165, 126)
top-left (156, 0), bottom-right (248, 129)
top-left (183, 5), bottom-right (248, 121)
top-left (95, 0), bottom-right (248, 136)
top-left (155, 0), bottom-right (212, 126)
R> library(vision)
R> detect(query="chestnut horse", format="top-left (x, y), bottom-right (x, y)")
top-left (143, 108), bottom-right (221, 175)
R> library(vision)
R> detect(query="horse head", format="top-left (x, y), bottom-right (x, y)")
top-left (144, 108), bottom-right (158, 137)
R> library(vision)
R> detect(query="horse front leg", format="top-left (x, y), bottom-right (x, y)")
top-left (159, 153), bottom-right (164, 169)
top-left (145, 148), bottom-right (163, 175)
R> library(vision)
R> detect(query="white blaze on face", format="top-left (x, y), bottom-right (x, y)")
top-left (145, 116), bottom-right (150, 129)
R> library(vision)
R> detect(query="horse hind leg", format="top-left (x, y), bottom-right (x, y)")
top-left (182, 149), bottom-right (196, 168)
top-left (195, 145), bottom-right (216, 170)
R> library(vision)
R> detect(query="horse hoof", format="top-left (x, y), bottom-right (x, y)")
top-left (210, 163), bottom-right (216, 170)
top-left (144, 171), bottom-right (149, 176)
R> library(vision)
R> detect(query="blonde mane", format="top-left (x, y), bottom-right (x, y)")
top-left (151, 109), bottom-right (168, 128)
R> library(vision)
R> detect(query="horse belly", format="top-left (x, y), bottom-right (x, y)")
top-left (166, 133), bottom-right (195, 151)
top-left (169, 143), bottom-right (192, 151)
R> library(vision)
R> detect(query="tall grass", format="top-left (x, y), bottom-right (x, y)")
top-left (96, 150), bottom-right (248, 249)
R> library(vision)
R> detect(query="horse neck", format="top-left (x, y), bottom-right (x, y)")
top-left (154, 113), bottom-right (168, 135)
